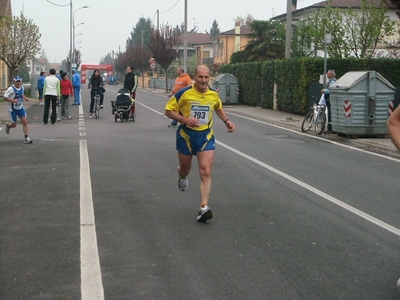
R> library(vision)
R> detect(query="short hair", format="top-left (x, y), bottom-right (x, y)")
top-left (50, 68), bottom-right (56, 75)
top-left (328, 69), bottom-right (336, 77)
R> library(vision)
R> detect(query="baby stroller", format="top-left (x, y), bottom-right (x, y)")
top-left (111, 88), bottom-right (135, 122)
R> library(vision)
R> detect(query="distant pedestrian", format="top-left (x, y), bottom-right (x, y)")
top-left (57, 70), bottom-right (63, 80)
top-left (167, 67), bottom-right (192, 127)
top-left (123, 66), bottom-right (138, 121)
top-left (71, 68), bottom-right (81, 105)
top-left (319, 69), bottom-right (337, 132)
top-left (60, 72), bottom-right (73, 120)
top-left (43, 68), bottom-right (60, 124)
top-left (37, 71), bottom-right (45, 105)
top-left (3, 76), bottom-right (33, 144)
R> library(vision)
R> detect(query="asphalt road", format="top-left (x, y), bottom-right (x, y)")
top-left (1, 86), bottom-right (400, 299)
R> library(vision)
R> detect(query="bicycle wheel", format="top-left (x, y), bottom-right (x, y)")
top-left (315, 112), bottom-right (326, 135)
top-left (95, 96), bottom-right (99, 119)
top-left (301, 111), bottom-right (313, 132)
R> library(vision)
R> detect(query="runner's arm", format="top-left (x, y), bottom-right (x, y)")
top-left (388, 105), bottom-right (400, 152)
top-left (215, 108), bottom-right (235, 132)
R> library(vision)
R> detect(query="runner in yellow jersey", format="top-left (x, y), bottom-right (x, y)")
top-left (165, 65), bottom-right (235, 222)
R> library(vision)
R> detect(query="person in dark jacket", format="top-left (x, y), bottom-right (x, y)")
top-left (87, 69), bottom-right (104, 118)
top-left (124, 66), bottom-right (138, 121)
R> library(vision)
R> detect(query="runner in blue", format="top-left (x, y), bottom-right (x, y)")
top-left (4, 76), bottom-right (33, 144)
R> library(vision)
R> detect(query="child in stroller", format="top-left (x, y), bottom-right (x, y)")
top-left (111, 88), bottom-right (135, 122)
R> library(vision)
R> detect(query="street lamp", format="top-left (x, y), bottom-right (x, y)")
top-left (72, 5), bottom-right (89, 69)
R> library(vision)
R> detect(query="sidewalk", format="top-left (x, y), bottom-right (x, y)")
top-left (2, 88), bottom-right (399, 159)
top-left (142, 87), bottom-right (399, 159)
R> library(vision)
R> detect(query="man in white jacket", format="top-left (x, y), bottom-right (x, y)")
top-left (43, 68), bottom-right (60, 124)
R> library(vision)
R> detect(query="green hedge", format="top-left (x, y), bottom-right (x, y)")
top-left (220, 58), bottom-right (400, 115)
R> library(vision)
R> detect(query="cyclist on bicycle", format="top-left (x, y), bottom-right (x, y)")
top-left (87, 69), bottom-right (105, 118)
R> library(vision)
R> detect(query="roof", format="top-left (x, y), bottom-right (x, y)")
top-left (217, 26), bottom-right (252, 36)
top-left (273, 0), bottom-right (392, 20)
top-left (177, 32), bottom-right (212, 46)
top-left (0, 0), bottom-right (12, 17)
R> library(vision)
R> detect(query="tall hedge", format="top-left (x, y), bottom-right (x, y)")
top-left (220, 58), bottom-right (400, 115)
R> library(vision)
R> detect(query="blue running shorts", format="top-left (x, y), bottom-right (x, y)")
top-left (9, 107), bottom-right (27, 123)
top-left (176, 125), bottom-right (215, 155)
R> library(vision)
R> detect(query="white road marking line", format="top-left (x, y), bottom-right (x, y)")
top-left (217, 140), bottom-right (400, 237)
top-left (139, 102), bottom-right (165, 116)
top-left (138, 102), bottom-right (400, 236)
top-left (80, 139), bottom-right (104, 299)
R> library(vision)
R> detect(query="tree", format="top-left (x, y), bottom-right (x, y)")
top-left (388, 0), bottom-right (400, 17)
top-left (242, 20), bottom-right (285, 61)
top-left (209, 20), bottom-right (220, 35)
top-left (0, 13), bottom-right (41, 84)
top-left (150, 24), bottom-right (179, 91)
top-left (126, 44), bottom-right (152, 87)
top-left (233, 14), bottom-right (254, 26)
top-left (296, 0), bottom-right (395, 58)
top-left (126, 17), bottom-right (152, 51)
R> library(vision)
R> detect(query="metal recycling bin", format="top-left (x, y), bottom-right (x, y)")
top-left (212, 73), bottom-right (239, 104)
top-left (329, 71), bottom-right (396, 137)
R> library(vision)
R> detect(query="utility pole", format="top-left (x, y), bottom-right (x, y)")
top-left (285, 0), bottom-right (292, 59)
top-left (184, 0), bottom-right (188, 73)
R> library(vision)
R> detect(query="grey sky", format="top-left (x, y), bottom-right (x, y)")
top-left (11, 0), bottom-right (316, 65)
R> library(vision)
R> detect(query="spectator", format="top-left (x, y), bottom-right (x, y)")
top-left (60, 72), bottom-right (73, 120)
top-left (37, 71), bottom-right (45, 105)
top-left (71, 68), bottom-right (81, 105)
top-left (319, 69), bottom-right (337, 132)
top-left (43, 68), bottom-right (61, 124)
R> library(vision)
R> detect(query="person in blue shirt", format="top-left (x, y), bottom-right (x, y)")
top-left (37, 71), bottom-right (45, 105)
top-left (71, 68), bottom-right (81, 105)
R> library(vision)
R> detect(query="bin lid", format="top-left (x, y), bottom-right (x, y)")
top-left (213, 73), bottom-right (238, 84)
top-left (331, 71), bottom-right (395, 91)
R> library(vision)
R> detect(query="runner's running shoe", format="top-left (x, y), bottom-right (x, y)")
top-left (197, 206), bottom-right (213, 222)
top-left (24, 137), bottom-right (33, 144)
top-left (178, 175), bottom-right (188, 191)
top-left (5, 123), bottom-right (10, 134)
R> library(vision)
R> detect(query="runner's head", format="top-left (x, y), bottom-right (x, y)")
top-left (13, 76), bottom-right (22, 87)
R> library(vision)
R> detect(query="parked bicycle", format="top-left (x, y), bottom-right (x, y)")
top-left (301, 96), bottom-right (326, 135)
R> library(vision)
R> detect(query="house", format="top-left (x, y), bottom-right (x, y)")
top-left (26, 58), bottom-right (47, 75)
top-left (0, 0), bottom-right (12, 91)
top-left (175, 32), bottom-right (213, 65)
top-left (209, 22), bottom-right (252, 65)
top-left (272, 0), bottom-right (400, 57)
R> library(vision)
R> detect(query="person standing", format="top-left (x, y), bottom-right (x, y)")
top-left (71, 68), bottom-right (81, 105)
top-left (167, 67), bottom-right (192, 127)
top-left (123, 66), bottom-right (138, 121)
top-left (4, 76), bottom-right (33, 144)
top-left (87, 69), bottom-right (104, 118)
top-left (43, 68), bottom-right (60, 125)
top-left (320, 69), bottom-right (337, 132)
top-left (60, 72), bottom-right (73, 120)
top-left (165, 65), bottom-right (235, 222)
top-left (37, 71), bottom-right (45, 105)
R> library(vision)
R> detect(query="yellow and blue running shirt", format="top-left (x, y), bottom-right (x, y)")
top-left (165, 85), bottom-right (223, 131)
